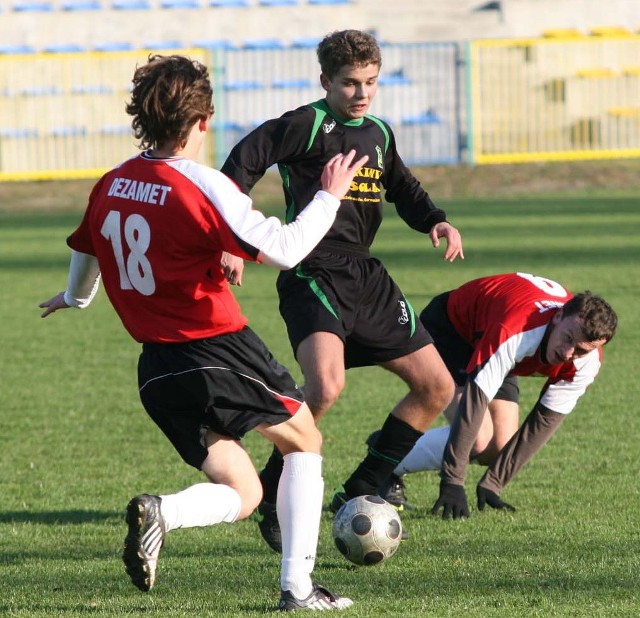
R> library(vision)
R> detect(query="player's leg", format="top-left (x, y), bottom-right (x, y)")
top-left (257, 331), bottom-right (345, 551)
top-left (257, 404), bottom-right (353, 611)
top-left (296, 331), bottom-right (347, 420)
top-left (337, 343), bottom-right (454, 503)
top-left (259, 331), bottom-right (345, 500)
top-left (389, 380), bottom-right (519, 473)
top-left (122, 432), bottom-right (252, 593)
top-left (472, 398), bottom-right (520, 464)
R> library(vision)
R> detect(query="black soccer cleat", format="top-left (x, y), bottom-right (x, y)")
top-left (378, 473), bottom-right (414, 511)
top-left (256, 501), bottom-right (282, 553)
top-left (122, 494), bottom-right (165, 592)
top-left (329, 487), bottom-right (349, 514)
top-left (279, 582), bottom-right (354, 611)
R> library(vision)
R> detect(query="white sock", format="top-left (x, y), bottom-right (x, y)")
top-left (159, 483), bottom-right (241, 532)
top-left (394, 425), bottom-right (451, 474)
top-left (278, 452), bottom-right (323, 599)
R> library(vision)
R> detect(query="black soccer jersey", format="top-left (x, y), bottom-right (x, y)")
top-left (222, 99), bottom-right (448, 253)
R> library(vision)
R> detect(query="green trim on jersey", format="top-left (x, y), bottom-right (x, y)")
top-left (279, 164), bottom-right (295, 223)
top-left (366, 114), bottom-right (390, 154)
top-left (308, 102), bottom-right (328, 151)
top-left (295, 263), bottom-right (339, 320)
top-left (282, 100), bottom-right (390, 224)
top-left (281, 102), bottom-right (328, 224)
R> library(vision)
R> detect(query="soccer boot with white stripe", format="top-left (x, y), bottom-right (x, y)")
top-left (279, 582), bottom-right (354, 611)
top-left (122, 494), bottom-right (166, 592)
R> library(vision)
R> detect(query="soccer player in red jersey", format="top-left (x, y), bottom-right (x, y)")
top-left (221, 29), bottom-right (463, 550)
top-left (38, 54), bottom-right (368, 611)
top-left (373, 272), bottom-right (617, 518)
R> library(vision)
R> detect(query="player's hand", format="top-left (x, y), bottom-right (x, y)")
top-left (431, 481), bottom-right (469, 519)
top-left (38, 292), bottom-right (70, 318)
top-left (429, 221), bottom-right (464, 262)
top-left (321, 149), bottom-right (369, 200)
top-left (476, 485), bottom-right (516, 512)
top-left (221, 251), bottom-right (244, 286)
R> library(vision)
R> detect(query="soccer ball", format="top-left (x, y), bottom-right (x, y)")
top-left (332, 495), bottom-right (402, 566)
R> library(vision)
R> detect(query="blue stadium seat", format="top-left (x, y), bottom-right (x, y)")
top-left (51, 126), bottom-right (88, 137)
top-left (94, 41), bottom-right (135, 51)
top-left (379, 69), bottom-right (411, 86)
top-left (213, 120), bottom-right (246, 132)
top-left (112, 0), bottom-right (151, 9)
top-left (0, 44), bottom-right (36, 54)
top-left (0, 128), bottom-right (39, 138)
top-left (43, 43), bottom-right (86, 53)
top-left (401, 109), bottom-right (442, 125)
top-left (143, 41), bottom-right (183, 50)
top-left (193, 38), bottom-right (237, 50)
top-left (12, 0), bottom-right (53, 10)
top-left (61, 0), bottom-right (102, 10)
top-left (272, 78), bottom-right (312, 88)
top-left (209, 0), bottom-right (248, 6)
top-left (291, 36), bottom-right (321, 48)
top-left (259, 0), bottom-right (299, 5)
top-left (72, 84), bottom-right (114, 94)
top-left (242, 37), bottom-right (285, 50)
top-left (100, 124), bottom-right (132, 135)
top-left (223, 80), bottom-right (264, 90)
top-left (21, 85), bottom-right (64, 96)
top-left (160, 0), bottom-right (200, 7)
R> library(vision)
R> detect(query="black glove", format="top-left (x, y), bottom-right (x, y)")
top-left (431, 482), bottom-right (469, 519)
top-left (476, 485), bottom-right (516, 512)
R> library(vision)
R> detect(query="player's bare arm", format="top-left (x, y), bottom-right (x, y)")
top-left (430, 221), bottom-right (464, 262)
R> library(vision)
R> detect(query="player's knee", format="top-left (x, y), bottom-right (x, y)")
top-left (413, 371), bottom-right (454, 412)
top-left (289, 424), bottom-right (323, 455)
top-left (304, 377), bottom-right (344, 417)
top-left (236, 480), bottom-right (264, 520)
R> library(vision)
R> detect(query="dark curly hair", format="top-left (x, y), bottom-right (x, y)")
top-left (126, 55), bottom-right (213, 151)
top-left (317, 30), bottom-right (382, 80)
top-left (562, 292), bottom-right (618, 343)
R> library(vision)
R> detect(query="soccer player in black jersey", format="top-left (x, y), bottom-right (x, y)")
top-left (221, 29), bottom-right (464, 552)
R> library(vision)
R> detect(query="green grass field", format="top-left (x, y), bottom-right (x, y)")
top-left (1, 191), bottom-right (639, 617)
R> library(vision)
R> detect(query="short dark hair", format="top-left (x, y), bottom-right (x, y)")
top-left (317, 29), bottom-right (382, 80)
top-left (562, 292), bottom-right (618, 343)
top-left (126, 54), bottom-right (213, 150)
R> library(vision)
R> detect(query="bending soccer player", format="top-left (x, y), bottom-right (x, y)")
top-left (373, 272), bottom-right (618, 518)
top-left (38, 54), bottom-right (368, 611)
top-left (221, 29), bottom-right (463, 551)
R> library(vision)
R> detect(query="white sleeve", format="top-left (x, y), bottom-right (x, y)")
top-left (539, 350), bottom-right (601, 415)
top-left (169, 161), bottom-right (341, 269)
top-left (255, 190), bottom-right (340, 269)
top-left (63, 250), bottom-right (101, 309)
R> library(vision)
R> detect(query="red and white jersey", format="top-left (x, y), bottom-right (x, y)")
top-left (446, 272), bottom-right (603, 414)
top-left (67, 152), bottom-right (339, 343)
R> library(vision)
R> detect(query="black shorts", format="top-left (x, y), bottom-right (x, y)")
top-left (276, 249), bottom-right (433, 369)
top-left (419, 292), bottom-right (519, 403)
top-left (137, 327), bottom-right (304, 470)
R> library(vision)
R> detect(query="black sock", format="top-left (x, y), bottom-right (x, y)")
top-left (343, 414), bottom-right (422, 498)
top-left (259, 446), bottom-right (284, 504)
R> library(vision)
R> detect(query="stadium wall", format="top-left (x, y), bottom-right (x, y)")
top-left (1, 0), bottom-right (640, 180)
